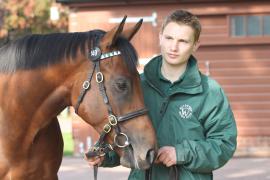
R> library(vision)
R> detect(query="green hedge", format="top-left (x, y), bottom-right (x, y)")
top-left (63, 132), bottom-right (74, 156)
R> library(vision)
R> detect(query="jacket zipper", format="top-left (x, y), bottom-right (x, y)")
top-left (146, 79), bottom-right (170, 118)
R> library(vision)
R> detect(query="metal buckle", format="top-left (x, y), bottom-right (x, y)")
top-left (114, 133), bottom-right (130, 148)
top-left (96, 72), bottom-right (104, 83)
top-left (82, 81), bottom-right (90, 90)
top-left (108, 115), bottom-right (117, 126)
top-left (103, 124), bottom-right (111, 133)
top-left (91, 146), bottom-right (99, 152)
top-left (98, 148), bottom-right (106, 156)
top-left (107, 144), bottom-right (114, 151)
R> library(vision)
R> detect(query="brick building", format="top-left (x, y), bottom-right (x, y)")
top-left (57, 0), bottom-right (270, 157)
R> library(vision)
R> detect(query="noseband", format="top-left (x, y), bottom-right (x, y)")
top-left (75, 46), bottom-right (148, 159)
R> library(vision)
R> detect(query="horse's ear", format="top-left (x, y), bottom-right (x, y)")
top-left (122, 19), bottom-right (143, 41)
top-left (101, 15), bottom-right (127, 48)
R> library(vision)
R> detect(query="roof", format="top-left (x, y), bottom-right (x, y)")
top-left (57, 0), bottom-right (261, 5)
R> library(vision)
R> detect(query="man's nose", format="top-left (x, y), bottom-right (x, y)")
top-left (170, 40), bottom-right (178, 52)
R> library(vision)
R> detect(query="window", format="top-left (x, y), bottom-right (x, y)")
top-left (231, 16), bottom-right (245, 36)
top-left (230, 15), bottom-right (270, 37)
top-left (263, 16), bottom-right (270, 35)
top-left (247, 16), bottom-right (261, 35)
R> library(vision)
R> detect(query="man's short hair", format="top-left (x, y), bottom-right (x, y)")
top-left (161, 10), bottom-right (201, 42)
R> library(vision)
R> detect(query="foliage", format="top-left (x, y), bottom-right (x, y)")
top-left (0, 0), bottom-right (68, 41)
top-left (63, 132), bottom-right (74, 156)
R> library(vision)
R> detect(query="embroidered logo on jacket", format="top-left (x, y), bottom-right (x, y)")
top-left (179, 104), bottom-right (192, 119)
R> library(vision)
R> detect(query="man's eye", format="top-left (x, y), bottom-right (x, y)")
top-left (179, 39), bottom-right (189, 43)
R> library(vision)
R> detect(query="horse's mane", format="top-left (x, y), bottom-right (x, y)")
top-left (0, 30), bottom-right (138, 74)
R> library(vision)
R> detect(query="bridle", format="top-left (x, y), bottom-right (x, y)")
top-left (75, 46), bottom-right (148, 153)
top-left (74, 45), bottom-right (149, 179)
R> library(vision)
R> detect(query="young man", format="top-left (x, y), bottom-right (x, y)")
top-left (88, 10), bottom-right (237, 180)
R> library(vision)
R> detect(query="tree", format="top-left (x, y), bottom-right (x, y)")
top-left (0, 0), bottom-right (68, 42)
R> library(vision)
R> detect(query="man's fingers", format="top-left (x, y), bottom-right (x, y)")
top-left (157, 152), bottom-right (167, 162)
top-left (156, 146), bottom-right (177, 167)
top-left (164, 158), bottom-right (174, 167)
top-left (156, 148), bottom-right (167, 161)
top-left (166, 162), bottom-right (174, 167)
top-left (88, 158), bottom-right (99, 166)
top-left (157, 148), bottom-right (170, 162)
top-left (157, 147), bottom-right (166, 157)
top-left (97, 156), bottom-right (104, 166)
top-left (86, 156), bottom-right (104, 166)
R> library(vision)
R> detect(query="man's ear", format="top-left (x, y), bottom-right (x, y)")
top-left (121, 19), bottom-right (143, 41)
top-left (100, 16), bottom-right (127, 48)
top-left (192, 40), bottom-right (200, 53)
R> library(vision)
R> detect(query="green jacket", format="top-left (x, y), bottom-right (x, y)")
top-left (102, 55), bottom-right (237, 180)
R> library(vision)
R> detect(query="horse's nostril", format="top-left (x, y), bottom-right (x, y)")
top-left (146, 149), bottom-right (156, 164)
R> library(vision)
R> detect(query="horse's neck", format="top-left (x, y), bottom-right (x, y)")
top-left (0, 62), bottom-right (79, 146)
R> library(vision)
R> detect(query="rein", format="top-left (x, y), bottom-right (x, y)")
top-left (74, 46), bottom-right (149, 180)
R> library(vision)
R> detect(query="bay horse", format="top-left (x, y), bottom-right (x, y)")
top-left (0, 17), bottom-right (156, 180)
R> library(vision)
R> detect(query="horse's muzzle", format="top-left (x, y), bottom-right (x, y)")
top-left (120, 144), bottom-right (157, 169)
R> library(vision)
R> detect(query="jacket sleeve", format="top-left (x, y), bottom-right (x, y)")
top-left (100, 151), bottom-right (121, 167)
top-left (175, 87), bottom-right (237, 173)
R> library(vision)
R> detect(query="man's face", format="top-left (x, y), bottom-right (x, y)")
top-left (159, 22), bottom-right (199, 66)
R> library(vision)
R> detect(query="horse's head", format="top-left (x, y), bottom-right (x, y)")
top-left (70, 17), bottom-right (156, 169)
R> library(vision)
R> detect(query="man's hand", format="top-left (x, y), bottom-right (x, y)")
top-left (155, 146), bottom-right (177, 167)
top-left (84, 155), bottom-right (104, 166)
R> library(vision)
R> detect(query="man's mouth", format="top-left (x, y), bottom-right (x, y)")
top-left (167, 53), bottom-right (178, 59)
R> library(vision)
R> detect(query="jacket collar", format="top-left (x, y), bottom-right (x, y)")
top-left (144, 55), bottom-right (203, 95)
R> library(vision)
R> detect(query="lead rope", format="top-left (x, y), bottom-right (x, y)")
top-left (169, 165), bottom-right (179, 180)
top-left (94, 165), bottom-right (98, 180)
top-left (145, 166), bottom-right (152, 180)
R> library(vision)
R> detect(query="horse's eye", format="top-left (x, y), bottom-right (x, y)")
top-left (115, 79), bottom-right (128, 92)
